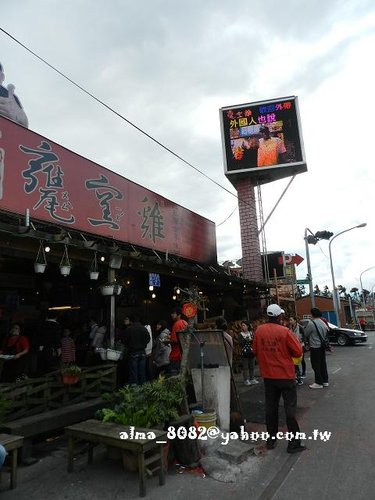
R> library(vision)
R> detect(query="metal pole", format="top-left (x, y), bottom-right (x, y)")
top-left (273, 268), bottom-right (280, 305)
top-left (328, 223), bottom-right (367, 327)
top-left (108, 268), bottom-right (115, 346)
top-left (258, 176), bottom-right (296, 234)
top-left (328, 240), bottom-right (340, 327)
top-left (200, 345), bottom-right (204, 410)
top-left (359, 266), bottom-right (375, 310)
top-left (304, 228), bottom-right (315, 308)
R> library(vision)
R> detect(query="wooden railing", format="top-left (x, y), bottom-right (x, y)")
top-left (0, 364), bottom-right (117, 422)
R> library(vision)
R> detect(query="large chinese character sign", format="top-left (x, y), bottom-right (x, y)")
top-left (0, 115), bottom-right (217, 265)
top-left (220, 96), bottom-right (306, 185)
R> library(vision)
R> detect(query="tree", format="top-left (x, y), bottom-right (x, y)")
top-left (350, 288), bottom-right (360, 304)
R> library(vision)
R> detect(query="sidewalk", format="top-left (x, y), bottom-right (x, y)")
top-left (0, 369), bottom-right (306, 499)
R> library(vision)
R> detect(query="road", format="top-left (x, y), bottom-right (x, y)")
top-left (261, 330), bottom-right (375, 500)
top-left (1, 332), bottom-right (374, 499)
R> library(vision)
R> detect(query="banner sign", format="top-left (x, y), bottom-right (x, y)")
top-left (0, 116), bottom-right (217, 264)
top-left (220, 96), bottom-right (306, 185)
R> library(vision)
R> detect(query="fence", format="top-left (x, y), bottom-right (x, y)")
top-left (0, 364), bottom-right (117, 422)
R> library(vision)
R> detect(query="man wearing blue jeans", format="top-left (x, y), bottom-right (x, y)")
top-left (123, 317), bottom-right (150, 385)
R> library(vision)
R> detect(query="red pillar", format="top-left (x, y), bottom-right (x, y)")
top-left (235, 177), bottom-right (263, 282)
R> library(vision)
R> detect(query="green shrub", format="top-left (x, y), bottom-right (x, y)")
top-left (61, 364), bottom-right (82, 376)
top-left (96, 376), bottom-right (185, 428)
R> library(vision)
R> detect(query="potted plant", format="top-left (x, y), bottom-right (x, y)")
top-left (59, 244), bottom-right (71, 277)
top-left (34, 241), bottom-right (47, 273)
top-left (106, 340), bottom-right (125, 361)
top-left (61, 364), bottom-right (82, 384)
top-left (89, 252), bottom-right (99, 280)
top-left (100, 283), bottom-right (122, 296)
top-left (96, 377), bottom-right (185, 471)
top-left (97, 376), bottom-right (185, 428)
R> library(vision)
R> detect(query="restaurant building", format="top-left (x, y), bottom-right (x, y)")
top-left (0, 114), bottom-right (268, 340)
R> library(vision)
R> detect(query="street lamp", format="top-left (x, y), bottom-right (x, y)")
top-left (370, 284), bottom-right (375, 310)
top-left (304, 228), bottom-right (333, 308)
top-left (359, 266), bottom-right (375, 310)
top-left (329, 223), bottom-right (367, 327)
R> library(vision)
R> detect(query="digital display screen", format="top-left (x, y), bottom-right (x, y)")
top-left (220, 96), bottom-right (306, 184)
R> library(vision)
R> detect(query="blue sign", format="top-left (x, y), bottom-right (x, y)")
top-left (149, 273), bottom-right (161, 287)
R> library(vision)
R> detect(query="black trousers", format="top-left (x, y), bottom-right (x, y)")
top-left (310, 347), bottom-right (328, 385)
top-left (264, 378), bottom-right (301, 446)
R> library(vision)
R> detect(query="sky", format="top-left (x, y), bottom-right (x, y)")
top-left (1, 0), bottom-right (375, 292)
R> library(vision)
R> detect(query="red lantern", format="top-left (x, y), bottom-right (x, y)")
top-left (182, 302), bottom-right (197, 318)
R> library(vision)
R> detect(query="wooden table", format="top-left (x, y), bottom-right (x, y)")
top-left (0, 433), bottom-right (24, 489)
top-left (65, 419), bottom-right (167, 497)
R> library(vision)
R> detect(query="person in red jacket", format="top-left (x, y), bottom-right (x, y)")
top-left (0, 323), bottom-right (30, 382)
top-left (253, 304), bottom-right (305, 454)
top-left (168, 308), bottom-right (188, 375)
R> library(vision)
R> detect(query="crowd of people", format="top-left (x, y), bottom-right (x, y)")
top-left (0, 302), bottom-right (333, 457)
top-left (0, 305), bottom-right (331, 397)
top-left (0, 307), bottom-right (190, 385)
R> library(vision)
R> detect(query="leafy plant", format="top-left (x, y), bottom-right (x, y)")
top-left (96, 376), bottom-right (185, 428)
top-left (61, 364), bottom-right (82, 376)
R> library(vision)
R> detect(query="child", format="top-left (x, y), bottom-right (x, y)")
top-left (61, 328), bottom-right (76, 364)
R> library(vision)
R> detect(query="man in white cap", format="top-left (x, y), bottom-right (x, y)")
top-left (253, 304), bottom-right (306, 453)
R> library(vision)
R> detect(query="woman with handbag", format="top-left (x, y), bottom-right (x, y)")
top-left (238, 320), bottom-right (258, 386)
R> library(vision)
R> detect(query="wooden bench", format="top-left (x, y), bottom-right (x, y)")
top-left (2, 398), bottom-right (106, 461)
top-left (0, 433), bottom-right (24, 489)
top-left (65, 419), bottom-right (167, 497)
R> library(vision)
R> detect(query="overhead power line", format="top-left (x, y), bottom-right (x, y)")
top-left (0, 27), bottom-right (239, 200)
top-left (0, 27), bottom-right (294, 228)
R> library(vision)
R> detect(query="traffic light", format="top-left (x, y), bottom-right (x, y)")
top-left (314, 231), bottom-right (333, 240)
top-left (306, 235), bottom-right (318, 245)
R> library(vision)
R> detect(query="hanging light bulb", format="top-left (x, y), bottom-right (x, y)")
top-left (176, 287), bottom-right (181, 295)
top-left (151, 293), bottom-right (156, 299)
top-left (172, 295), bottom-right (177, 300)
top-left (44, 245), bottom-right (51, 253)
top-left (100, 256), bottom-right (105, 262)
top-left (149, 285), bottom-right (154, 291)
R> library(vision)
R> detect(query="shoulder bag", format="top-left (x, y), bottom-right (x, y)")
top-left (311, 320), bottom-right (331, 351)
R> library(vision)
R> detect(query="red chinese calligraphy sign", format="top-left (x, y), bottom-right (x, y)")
top-left (0, 116), bottom-right (217, 264)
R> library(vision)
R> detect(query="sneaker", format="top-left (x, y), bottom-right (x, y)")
top-left (309, 383), bottom-right (323, 389)
top-left (244, 380), bottom-right (251, 386)
top-left (287, 444), bottom-right (307, 454)
top-left (266, 438), bottom-right (277, 450)
top-left (297, 380), bottom-right (304, 386)
top-left (249, 379), bottom-right (259, 385)
top-left (322, 382), bottom-right (329, 387)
